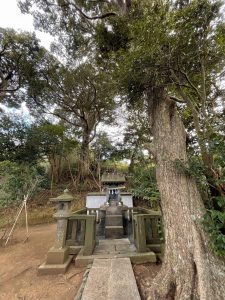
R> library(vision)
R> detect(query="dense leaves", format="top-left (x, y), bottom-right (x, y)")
top-left (0, 161), bottom-right (43, 207)
top-left (0, 28), bottom-right (46, 106)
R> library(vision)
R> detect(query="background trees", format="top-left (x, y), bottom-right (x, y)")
top-left (0, 0), bottom-right (224, 298)
top-left (26, 61), bottom-right (116, 177)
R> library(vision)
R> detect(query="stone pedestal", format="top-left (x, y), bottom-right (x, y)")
top-left (103, 199), bottom-right (128, 239)
top-left (38, 190), bottom-right (74, 275)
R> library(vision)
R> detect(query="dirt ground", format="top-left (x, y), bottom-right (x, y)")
top-left (0, 223), bottom-right (85, 300)
top-left (133, 263), bottom-right (161, 299)
top-left (0, 221), bottom-right (162, 300)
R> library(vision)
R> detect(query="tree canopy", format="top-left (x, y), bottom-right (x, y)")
top-left (1, 1), bottom-right (225, 298)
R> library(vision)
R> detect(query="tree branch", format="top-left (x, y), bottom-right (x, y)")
top-left (169, 95), bottom-right (185, 104)
top-left (58, 1), bottom-right (118, 20)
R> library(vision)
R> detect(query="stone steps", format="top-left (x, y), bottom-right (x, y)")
top-left (81, 258), bottom-right (141, 300)
top-left (105, 225), bottom-right (124, 238)
top-left (75, 238), bottom-right (156, 267)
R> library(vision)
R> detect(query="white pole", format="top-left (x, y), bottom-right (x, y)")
top-left (24, 198), bottom-right (29, 241)
top-left (5, 201), bottom-right (25, 246)
top-left (5, 179), bottom-right (39, 246)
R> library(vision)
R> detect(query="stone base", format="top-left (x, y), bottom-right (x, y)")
top-left (69, 245), bottom-right (82, 255)
top-left (38, 255), bottom-right (73, 275)
top-left (105, 225), bottom-right (124, 239)
top-left (75, 249), bottom-right (156, 267)
top-left (46, 246), bottom-right (70, 264)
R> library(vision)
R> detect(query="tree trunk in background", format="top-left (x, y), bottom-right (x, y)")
top-left (79, 130), bottom-right (90, 178)
top-left (49, 154), bottom-right (64, 184)
top-left (147, 88), bottom-right (225, 300)
top-left (128, 149), bottom-right (136, 174)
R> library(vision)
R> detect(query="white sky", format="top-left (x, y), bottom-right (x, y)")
top-left (0, 0), bottom-right (53, 50)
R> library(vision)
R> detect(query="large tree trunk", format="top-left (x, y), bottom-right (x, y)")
top-left (49, 154), bottom-right (64, 184)
top-left (79, 129), bottom-right (90, 178)
top-left (147, 88), bottom-right (225, 300)
top-left (128, 149), bottom-right (136, 174)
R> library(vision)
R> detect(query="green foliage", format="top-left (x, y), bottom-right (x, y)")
top-left (0, 161), bottom-right (44, 208)
top-left (0, 114), bottom-right (40, 163)
top-left (91, 132), bottom-right (115, 161)
top-left (0, 27), bottom-right (46, 106)
top-left (33, 122), bottom-right (78, 159)
top-left (128, 165), bottom-right (160, 205)
top-left (175, 154), bottom-right (225, 256)
top-left (203, 208), bottom-right (225, 256)
top-left (95, 18), bottom-right (130, 57)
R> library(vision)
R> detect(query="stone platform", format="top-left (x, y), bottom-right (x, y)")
top-left (75, 238), bottom-right (156, 267)
top-left (81, 258), bottom-right (141, 300)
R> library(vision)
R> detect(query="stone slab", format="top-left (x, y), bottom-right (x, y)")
top-left (94, 244), bottom-right (116, 254)
top-left (75, 250), bottom-right (156, 267)
top-left (109, 258), bottom-right (141, 300)
top-left (116, 244), bottom-right (136, 253)
top-left (81, 258), bottom-right (140, 300)
top-left (81, 259), bottom-right (111, 300)
top-left (98, 238), bottom-right (130, 245)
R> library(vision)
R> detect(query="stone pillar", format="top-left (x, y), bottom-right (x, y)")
top-left (83, 216), bottom-right (96, 255)
top-left (70, 220), bottom-right (78, 244)
top-left (133, 215), bottom-right (147, 253)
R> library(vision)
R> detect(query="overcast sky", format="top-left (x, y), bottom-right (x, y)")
top-left (0, 0), bottom-right (52, 49)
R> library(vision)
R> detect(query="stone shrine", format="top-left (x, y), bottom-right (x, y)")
top-left (38, 173), bottom-right (163, 275)
top-left (100, 186), bottom-right (128, 238)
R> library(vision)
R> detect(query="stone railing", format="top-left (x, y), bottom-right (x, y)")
top-left (87, 208), bottom-right (100, 222)
top-left (132, 208), bottom-right (163, 253)
top-left (66, 208), bottom-right (96, 256)
top-left (39, 191), bottom-right (164, 275)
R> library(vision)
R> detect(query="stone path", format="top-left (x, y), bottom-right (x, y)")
top-left (81, 258), bottom-right (141, 300)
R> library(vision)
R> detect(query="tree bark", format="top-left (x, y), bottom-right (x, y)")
top-left (147, 88), bottom-right (225, 300)
top-left (128, 149), bottom-right (136, 174)
top-left (79, 129), bottom-right (90, 178)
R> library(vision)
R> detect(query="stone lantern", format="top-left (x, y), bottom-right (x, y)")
top-left (50, 189), bottom-right (73, 249)
top-left (38, 189), bottom-right (74, 274)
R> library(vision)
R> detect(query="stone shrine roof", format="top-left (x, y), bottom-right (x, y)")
top-left (101, 173), bottom-right (126, 184)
